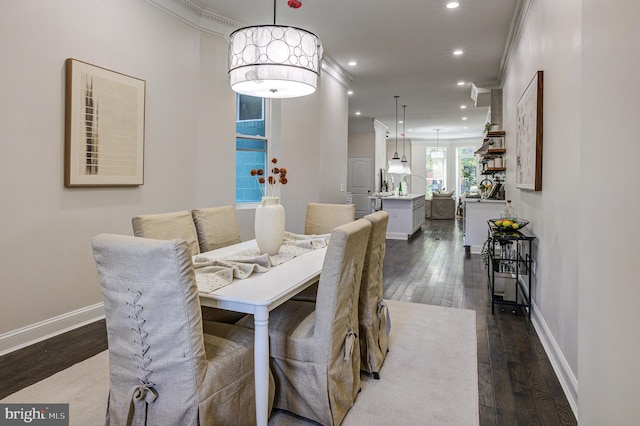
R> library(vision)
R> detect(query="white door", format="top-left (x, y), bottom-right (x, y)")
top-left (348, 156), bottom-right (373, 218)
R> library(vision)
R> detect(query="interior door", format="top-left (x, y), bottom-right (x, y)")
top-left (348, 156), bottom-right (373, 218)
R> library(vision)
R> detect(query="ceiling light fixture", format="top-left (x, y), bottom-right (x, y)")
top-left (431, 129), bottom-right (445, 159)
top-left (401, 104), bottom-right (411, 175)
top-left (388, 96), bottom-right (404, 175)
top-left (447, 2), bottom-right (460, 9)
top-left (228, 0), bottom-right (323, 98)
top-left (453, 49), bottom-right (464, 55)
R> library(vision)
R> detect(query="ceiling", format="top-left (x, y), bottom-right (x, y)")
top-left (183, 0), bottom-right (521, 141)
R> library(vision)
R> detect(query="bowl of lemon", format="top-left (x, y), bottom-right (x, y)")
top-left (489, 218), bottom-right (529, 231)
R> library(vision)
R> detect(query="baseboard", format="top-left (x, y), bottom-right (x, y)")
top-left (531, 300), bottom-right (579, 422)
top-left (0, 303), bottom-right (105, 356)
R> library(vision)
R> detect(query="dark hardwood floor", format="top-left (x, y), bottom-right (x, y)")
top-left (0, 218), bottom-right (576, 425)
top-left (383, 218), bottom-right (576, 426)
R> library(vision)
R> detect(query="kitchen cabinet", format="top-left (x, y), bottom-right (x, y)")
top-left (463, 199), bottom-right (504, 253)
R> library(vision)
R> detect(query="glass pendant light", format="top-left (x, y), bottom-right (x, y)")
top-left (401, 104), bottom-right (411, 174)
top-left (431, 129), bottom-right (445, 158)
top-left (388, 95), bottom-right (404, 174)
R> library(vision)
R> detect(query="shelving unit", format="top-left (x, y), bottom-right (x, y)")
top-left (486, 221), bottom-right (536, 318)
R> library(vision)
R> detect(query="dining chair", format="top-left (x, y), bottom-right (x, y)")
top-left (131, 210), bottom-right (200, 256)
top-left (91, 234), bottom-right (273, 425)
top-left (359, 210), bottom-right (391, 379)
top-left (238, 219), bottom-right (371, 425)
top-left (294, 202), bottom-right (357, 303)
top-left (303, 202), bottom-right (356, 235)
top-left (191, 206), bottom-right (241, 253)
top-left (131, 210), bottom-right (245, 324)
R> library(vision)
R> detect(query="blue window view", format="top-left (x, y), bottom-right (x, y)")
top-left (236, 138), bottom-right (266, 202)
top-left (236, 95), bottom-right (267, 203)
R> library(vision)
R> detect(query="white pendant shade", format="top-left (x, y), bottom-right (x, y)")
top-left (402, 160), bottom-right (412, 175)
top-left (229, 26), bottom-right (323, 99)
top-left (388, 158), bottom-right (405, 175)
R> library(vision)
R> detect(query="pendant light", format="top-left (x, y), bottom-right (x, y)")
top-left (401, 104), bottom-right (412, 174)
top-left (388, 95), bottom-right (404, 174)
top-left (431, 129), bottom-right (445, 158)
top-left (228, 0), bottom-right (323, 98)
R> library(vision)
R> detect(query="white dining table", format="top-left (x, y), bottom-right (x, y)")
top-left (195, 239), bottom-right (326, 426)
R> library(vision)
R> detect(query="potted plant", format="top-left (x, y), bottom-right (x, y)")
top-left (484, 122), bottom-right (496, 134)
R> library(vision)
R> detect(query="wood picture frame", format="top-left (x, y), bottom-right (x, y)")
top-left (64, 58), bottom-right (145, 186)
top-left (516, 70), bottom-right (543, 191)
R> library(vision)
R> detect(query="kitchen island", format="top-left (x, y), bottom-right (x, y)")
top-left (369, 194), bottom-right (425, 240)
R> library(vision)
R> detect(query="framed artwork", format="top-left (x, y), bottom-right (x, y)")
top-left (516, 70), bottom-right (543, 191)
top-left (64, 58), bottom-right (146, 186)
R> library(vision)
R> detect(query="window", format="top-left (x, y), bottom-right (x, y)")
top-left (236, 95), bottom-right (268, 203)
top-left (457, 147), bottom-right (478, 195)
top-left (426, 147), bottom-right (447, 198)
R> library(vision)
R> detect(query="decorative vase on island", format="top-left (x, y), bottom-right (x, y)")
top-left (255, 196), bottom-right (285, 255)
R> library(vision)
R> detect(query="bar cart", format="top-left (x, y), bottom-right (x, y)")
top-left (486, 220), bottom-right (536, 318)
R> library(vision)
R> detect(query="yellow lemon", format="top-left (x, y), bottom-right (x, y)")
top-left (512, 223), bottom-right (520, 230)
top-left (502, 220), bottom-right (513, 227)
top-left (495, 220), bottom-right (503, 227)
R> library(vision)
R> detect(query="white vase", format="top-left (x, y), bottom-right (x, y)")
top-left (255, 196), bottom-right (285, 255)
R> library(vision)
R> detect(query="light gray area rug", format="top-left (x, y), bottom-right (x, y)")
top-left (2, 300), bottom-right (478, 426)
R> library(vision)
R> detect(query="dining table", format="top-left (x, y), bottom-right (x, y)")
top-left (195, 239), bottom-right (327, 426)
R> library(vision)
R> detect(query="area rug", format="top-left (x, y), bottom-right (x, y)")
top-left (1, 300), bottom-right (478, 425)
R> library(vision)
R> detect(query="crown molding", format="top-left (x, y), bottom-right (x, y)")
top-left (497, 0), bottom-right (534, 84)
top-left (146, 0), bottom-right (243, 37)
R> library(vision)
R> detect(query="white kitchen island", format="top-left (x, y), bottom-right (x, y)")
top-left (369, 194), bottom-right (425, 240)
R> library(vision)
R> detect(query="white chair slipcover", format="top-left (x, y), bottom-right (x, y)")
top-left (191, 206), bottom-right (242, 253)
top-left (238, 219), bottom-right (371, 425)
top-left (294, 202), bottom-right (356, 303)
top-left (304, 202), bottom-right (356, 235)
top-left (359, 210), bottom-right (391, 378)
top-left (131, 210), bottom-right (200, 256)
top-left (91, 234), bottom-right (273, 425)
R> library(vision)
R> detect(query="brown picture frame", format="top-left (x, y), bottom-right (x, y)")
top-left (516, 70), bottom-right (543, 191)
top-left (64, 58), bottom-right (145, 186)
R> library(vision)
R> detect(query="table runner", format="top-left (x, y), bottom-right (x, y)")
top-left (194, 232), bottom-right (329, 293)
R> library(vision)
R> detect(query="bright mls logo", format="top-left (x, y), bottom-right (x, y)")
top-left (0, 404), bottom-right (68, 425)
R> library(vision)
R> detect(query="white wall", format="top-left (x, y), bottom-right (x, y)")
top-left (0, 0), bottom-right (348, 348)
top-left (501, 0), bottom-right (582, 413)
top-left (579, 1), bottom-right (640, 423)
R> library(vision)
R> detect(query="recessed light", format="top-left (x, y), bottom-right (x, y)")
top-left (460, 105), bottom-right (467, 109)
top-left (355, 111), bottom-right (361, 115)
top-left (457, 81), bottom-right (465, 86)
top-left (453, 49), bottom-right (463, 55)
top-left (347, 90), bottom-right (354, 95)
top-left (446, 2), bottom-right (460, 9)
top-left (348, 61), bottom-right (357, 66)
top-left (462, 117), bottom-right (468, 120)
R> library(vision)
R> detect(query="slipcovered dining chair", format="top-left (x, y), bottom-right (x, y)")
top-left (238, 219), bottom-right (371, 425)
top-left (91, 234), bottom-right (273, 425)
top-left (191, 206), bottom-right (241, 253)
top-left (304, 202), bottom-right (356, 235)
top-left (131, 210), bottom-right (245, 324)
top-left (359, 210), bottom-right (391, 379)
top-left (294, 202), bottom-right (357, 303)
top-left (131, 210), bottom-right (200, 256)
